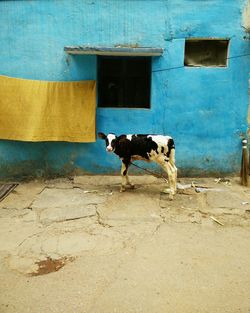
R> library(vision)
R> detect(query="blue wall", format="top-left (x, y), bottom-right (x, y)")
top-left (0, 0), bottom-right (250, 179)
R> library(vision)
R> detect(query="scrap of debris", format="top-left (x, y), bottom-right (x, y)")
top-left (195, 187), bottom-right (223, 193)
top-left (210, 216), bottom-right (224, 226)
top-left (176, 182), bottom-right (223, 195)
top-left (214, 178), bottom-right (231, 185)
top-left (83, 190), bottom-right (113, 196)
top-left (83, 190), bottom-right (99, 194)
top-left (0, 183), bottom-right (19, 202)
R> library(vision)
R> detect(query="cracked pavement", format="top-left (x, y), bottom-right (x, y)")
top-left (0, 175), bottom-right (250, 313)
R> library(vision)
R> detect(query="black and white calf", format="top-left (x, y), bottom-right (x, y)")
top-left (98, 132), bottom-right (177, 200)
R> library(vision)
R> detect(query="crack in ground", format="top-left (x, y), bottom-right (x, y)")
top-left (27, 186), bottom-right (47, 209)
top-left (153, 211), bottom-right (168, 234)
top-left (16, 228), bottom-right (45, 249)
top-left (40, 240), bottom-right (49, 258)
top-left (54, 214), bottom-right (97, 224)
top-left (96, 210), bottom-right (113, 228)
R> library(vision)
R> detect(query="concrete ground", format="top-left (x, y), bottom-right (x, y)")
top-left (0, 175), bottom-right (250, 313)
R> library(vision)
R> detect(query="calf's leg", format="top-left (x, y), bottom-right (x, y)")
top-left (169, 163), bottom-right (177, 194)
top-left (157, 157), bottom-right (177, 200)
top-left (120, 159), bottom-right (134, 192)
top-left (168, 148), bottom-right (177, 193)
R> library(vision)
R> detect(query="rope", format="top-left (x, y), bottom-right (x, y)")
top-left (130, 162), bottom-right (168, 183)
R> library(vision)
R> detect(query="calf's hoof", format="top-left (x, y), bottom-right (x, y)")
top-left (168, 194), bottom-right (174, 201)
top-left (161, 188), bottom-right (174, 200)
top-left (161, 188), bottom-right (170, 194)
top-left (120, 186), bottom-right (126, 192)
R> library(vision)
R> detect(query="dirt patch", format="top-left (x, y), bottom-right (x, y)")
top-left (31, 257), bottom-right (74, 276)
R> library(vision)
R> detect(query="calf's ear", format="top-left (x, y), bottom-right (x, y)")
top-left (98, 132), bottom-right (107, 139)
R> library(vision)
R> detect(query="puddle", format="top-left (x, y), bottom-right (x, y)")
top-left (31, 257), bottom-right (74, 276)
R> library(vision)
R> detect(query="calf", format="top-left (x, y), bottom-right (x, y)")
top-left (98, 132), bottom-right (177, 200)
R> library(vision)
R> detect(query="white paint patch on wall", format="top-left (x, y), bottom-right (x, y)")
top-left (243, 0), bottom-right (250, 32)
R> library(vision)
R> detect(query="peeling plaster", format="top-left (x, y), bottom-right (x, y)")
top-left (243, 0), bottom-right (250, 32)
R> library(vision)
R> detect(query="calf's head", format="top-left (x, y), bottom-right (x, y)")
top-left (98, 132), bottom-right (117, 152)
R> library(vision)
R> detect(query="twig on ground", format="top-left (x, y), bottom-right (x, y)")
top-left (210, 216), bottom-right (224, 226)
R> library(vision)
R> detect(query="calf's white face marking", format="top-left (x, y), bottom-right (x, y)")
top-left (106, 134), bottom-right (116, 152)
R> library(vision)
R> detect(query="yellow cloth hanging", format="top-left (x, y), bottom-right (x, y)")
top-left (0, 75), bottom-right (96, 142)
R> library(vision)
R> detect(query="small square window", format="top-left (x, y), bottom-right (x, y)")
top-left (98, 56), bottom-right (151, 108)
top-left (184, 39), bottom-right (229, 67)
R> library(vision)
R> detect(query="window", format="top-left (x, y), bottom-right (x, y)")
top-left (184, 39), bottom-right (229, 67)
top-left (98, 56), bottom-right (151, 108)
